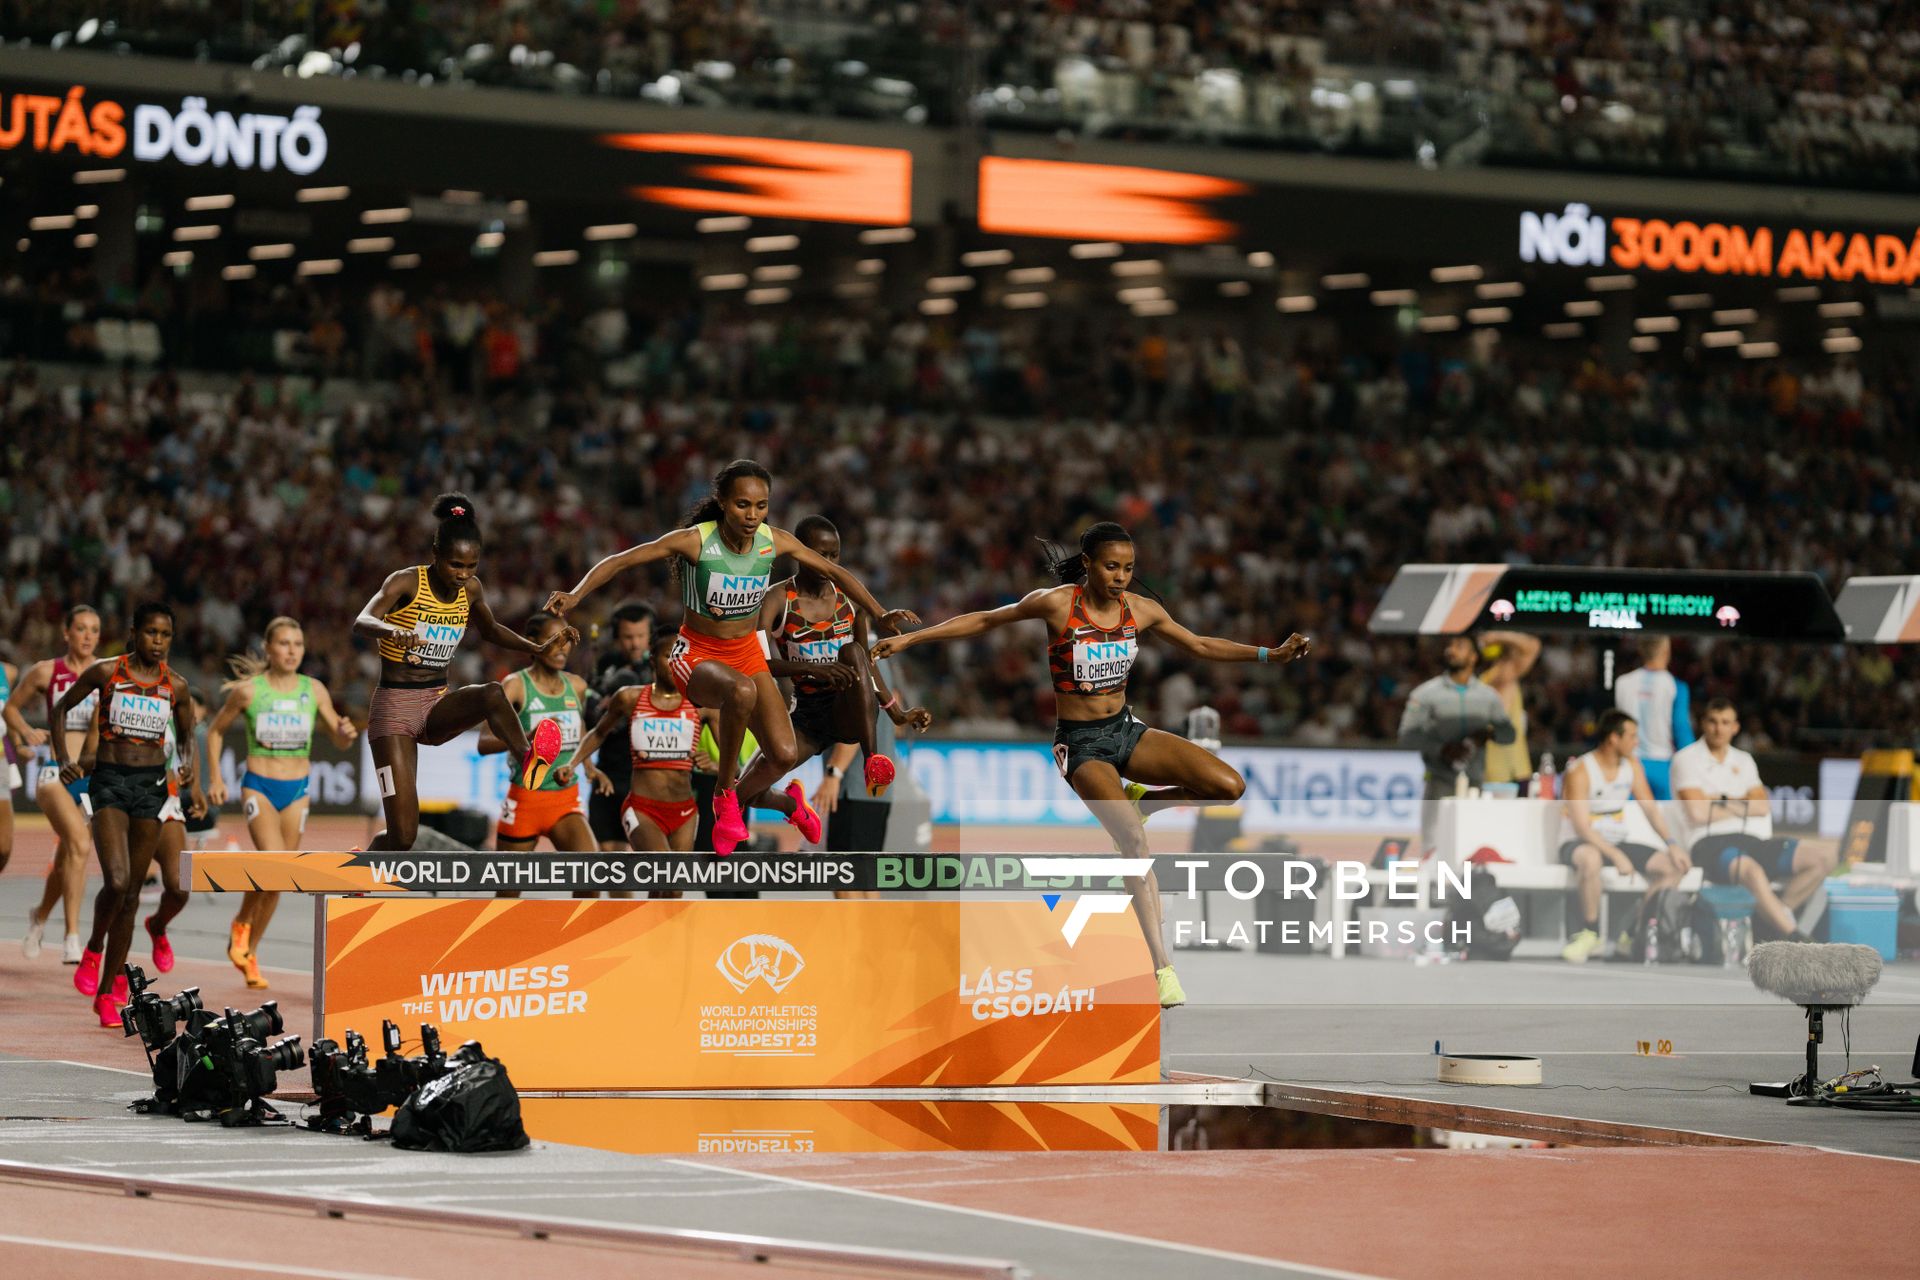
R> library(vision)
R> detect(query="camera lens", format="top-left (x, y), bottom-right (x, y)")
top-left (229, 1002), bottom-right (283, 1040)
top-left (265, 1036), bottom-right (304, 1072)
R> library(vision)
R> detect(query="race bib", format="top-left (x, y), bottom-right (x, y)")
top-left (409, 618), bottom-right (466, 667)
top-left (631, 715), bottom-right (696, 760)
top-left (704, 571), bottom-right (770, 618)
top-left (257, 705), bottom-right (310, 751)
top-left (109, 692), bottom-right (170, 740)
top-left (792, 636), bottom-right (847, 665)
top-left (63, 690), bottom-right (98, 732)
top-left (1071, 637), bottom-right (1137, 688)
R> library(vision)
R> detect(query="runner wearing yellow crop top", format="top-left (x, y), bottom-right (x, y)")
top-left (544, 460), bottom-right (920, 856)
top-left (353, 493), bottom-right (576, 852)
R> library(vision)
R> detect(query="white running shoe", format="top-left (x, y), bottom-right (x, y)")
top-left (22, 910), bottom-right (46, 959)
top-left (62, 933), bottom-right (83, 964)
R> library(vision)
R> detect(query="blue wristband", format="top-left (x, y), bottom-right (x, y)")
top-left (1257, 646), bottom-right (1270, 663)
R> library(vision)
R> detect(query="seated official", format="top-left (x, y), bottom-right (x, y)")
top-left (1558, 709), bottom-right (1690, 964)
top-left (1672, 698), bottom-right (1832, 942)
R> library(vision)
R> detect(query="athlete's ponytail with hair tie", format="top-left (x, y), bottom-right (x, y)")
top-left (1037, 522), bottom-right (1164, 602)
top-left (433, 492), bottom-right (482, 551)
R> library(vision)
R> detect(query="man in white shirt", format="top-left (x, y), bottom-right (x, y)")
top-left (1671, 699), bottom-right (1833, 941)
top-left (1557, 708), bottom-right (1689, 963)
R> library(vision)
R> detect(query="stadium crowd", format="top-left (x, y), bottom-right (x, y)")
top-left (14, 0), bottom-right (1918, 186)
top-left (3, 275), bottom-right (1916, 758)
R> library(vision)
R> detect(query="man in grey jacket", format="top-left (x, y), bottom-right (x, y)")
top-left (1398, 635), bottom-right (1518, 855)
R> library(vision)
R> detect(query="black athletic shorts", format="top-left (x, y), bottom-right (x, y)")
top-left (1053, 707), bottom-right (1149, 780)
top-left (90, 763), bottom-right (170, 820)
top-left (789, 692), bottom-right (841, 754)
top-left (1558, 838), bottom-right (1659, 874)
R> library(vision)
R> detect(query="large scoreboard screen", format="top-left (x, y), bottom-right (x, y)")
top-left (1369, 565), bottom-right (1843, 641)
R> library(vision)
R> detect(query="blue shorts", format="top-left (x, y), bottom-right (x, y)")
top-left (1696, 834), bottom-right (1797, 885)
top-left (242, 772), bottom-right (310, 812)
top-left (1640, 758), bottom-right (1672, 801)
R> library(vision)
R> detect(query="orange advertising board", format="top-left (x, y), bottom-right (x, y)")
top-left (322, 899), bottom-right (1158, 1090)
top-left (978, 156), bottom-right (1248, 243)
top-left (601, 132), bottom-right (912, 226)
top-left (520, 1096), bottom-right (1160, 1154)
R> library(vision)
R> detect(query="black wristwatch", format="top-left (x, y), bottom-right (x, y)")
top-left (825, 765), bottom-right (844, 781)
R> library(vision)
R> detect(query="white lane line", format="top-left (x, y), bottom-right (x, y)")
top-left (0, 1234), bottom-right (413, 1279)
top-left (667, 1158), bottom-right (1387, 1279)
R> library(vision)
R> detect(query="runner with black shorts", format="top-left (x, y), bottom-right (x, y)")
top-left (743, 516), bottom-right (931, 846)
top-left (51, 603), bottom-right (195, 1027)
top-left (875, 522), bottom-right (1309, 1007)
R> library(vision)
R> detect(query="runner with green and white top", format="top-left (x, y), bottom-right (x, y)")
top-left (478, 613), bottom-right (606, 866)
top-left (545, 459), bottom-right (919, 855)
top-left (205, 617), bottom-right (358, 988)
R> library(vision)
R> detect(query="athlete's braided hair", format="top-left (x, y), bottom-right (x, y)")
top-left (1037, 522), bottom-right (1164, 603)
top-left (129, 600), bottom-right (175, 633)
top-left (432, 492), bottom-right (482, 552)
top-left (677, 460), bottom-right (772, 585)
